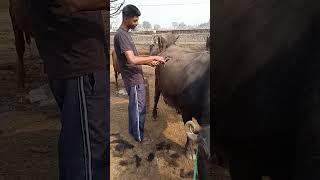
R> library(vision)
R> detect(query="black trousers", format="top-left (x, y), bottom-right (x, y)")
top-left (49, 69), bottom-right (109, 180)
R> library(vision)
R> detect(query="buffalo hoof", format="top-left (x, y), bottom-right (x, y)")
top-left (186, 148), bottom-right (197, 160)
top-left (185, 139), bottom-right (197, 160)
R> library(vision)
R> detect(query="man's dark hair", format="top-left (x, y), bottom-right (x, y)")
top-left (122, 4), bottom-right (141, 18)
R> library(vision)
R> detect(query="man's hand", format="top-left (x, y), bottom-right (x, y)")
top-left (124, 51), bottom-right (166, 66)
top-left (153, 56), bottom-right (166, 64)
top-left (147, 60), bottom-right (160, 67)
top-left (148, 56), bottom-right (165, 67)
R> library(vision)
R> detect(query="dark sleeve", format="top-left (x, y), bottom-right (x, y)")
top-left (114, 33), bottom-right (133, 54)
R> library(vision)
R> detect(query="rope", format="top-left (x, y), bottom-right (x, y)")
top-left (193, 149), bottom-right (199, 180)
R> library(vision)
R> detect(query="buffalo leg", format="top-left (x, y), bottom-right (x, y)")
top-left (24, 32), bottom-right (31, 45)
top-left (144, 78), bottom-right (150, 111)
top-left (182, 112), bottom-right (197, 159)
top-left (12, 25), bottom-right (26, 90)
top-left (152, 67), bottom-right (161, 120)
top-left (114, 70), bottom-right (119, 90)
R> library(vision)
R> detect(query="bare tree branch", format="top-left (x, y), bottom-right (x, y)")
top-left (110, 0), bottom-right (125, 17)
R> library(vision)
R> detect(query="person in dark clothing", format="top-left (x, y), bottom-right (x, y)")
top-left (29, 1), bottom-right (108, 179)
top-left (113, 4), bottom-right (165, 142)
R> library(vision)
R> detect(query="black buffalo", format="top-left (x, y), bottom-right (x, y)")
top-left (214, 0), bottom-right (320, 179)
top-left (150, 33), bottom-right (210, 160)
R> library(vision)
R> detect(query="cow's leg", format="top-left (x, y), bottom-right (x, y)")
top-left (24, 32), bottom-right (31, 45)
top-left (183, 112), bottom-right (197, 159)
top-left (114, 70), bottom-right (118, 90)
top-left (12, 25), bottom-right (26, 90)
top-left (111, 50), bottom-right (119, 90)
top-left (152, 67), bottom-right (161, 120)
top-left (152, 86), bottom-right (160, 120)
top-left (144, 78), bottom-right (150, 111)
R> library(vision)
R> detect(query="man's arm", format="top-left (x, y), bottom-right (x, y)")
top-left (124, 51), bottom-right (165, 66)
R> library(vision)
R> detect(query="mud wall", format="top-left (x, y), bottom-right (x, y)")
top-left (109, 29), bottom-right (210, 54)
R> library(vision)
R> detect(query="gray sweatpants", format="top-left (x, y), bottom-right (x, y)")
top-left (126, 84), bottom-right (146, 142)
top-left (49, 69), bottom-right (109, 180)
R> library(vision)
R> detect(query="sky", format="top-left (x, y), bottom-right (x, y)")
top-left (110, 0), bottom-right (210, 29)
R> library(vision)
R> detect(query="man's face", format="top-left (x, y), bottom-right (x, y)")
top-left (125, 16), bottom-right (139, 30)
